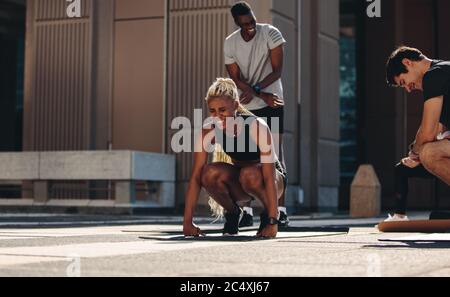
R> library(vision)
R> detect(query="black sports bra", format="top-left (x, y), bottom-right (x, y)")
top-left (214, 115), bottom-right (261, 162)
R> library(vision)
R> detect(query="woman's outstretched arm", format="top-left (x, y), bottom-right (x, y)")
top-left (183, 129), bottom-right (210, 236)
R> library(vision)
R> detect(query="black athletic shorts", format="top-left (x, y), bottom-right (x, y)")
top-left (251, 106), bottom-right (284, 134)
top-left (275, 160), bottom-right (288, 192)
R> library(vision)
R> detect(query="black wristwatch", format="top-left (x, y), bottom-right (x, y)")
top-left (268, 217), bottom-right (279, 225)
top-left (252, 83), bottom-right (262, 95)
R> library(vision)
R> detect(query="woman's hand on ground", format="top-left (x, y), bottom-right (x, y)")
top-left (257, 224), bottom-right (278, 239)
top-left (183, 223), bottom-right (204, 237)
top-left (401, 157), bottom-right (421, 169)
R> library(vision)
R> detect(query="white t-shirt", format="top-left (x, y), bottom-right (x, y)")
top-left (224, 23), bottom-right (286, 111)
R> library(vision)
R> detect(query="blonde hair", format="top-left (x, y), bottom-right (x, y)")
top-left (205, 78), bottom-right (254, 219)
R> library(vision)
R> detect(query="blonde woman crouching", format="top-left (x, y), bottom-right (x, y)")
top-left (183, 78), bottom-right (287, 239)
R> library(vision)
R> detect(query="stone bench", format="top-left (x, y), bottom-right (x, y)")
top-left (0, 151), bottom-right (176, 208)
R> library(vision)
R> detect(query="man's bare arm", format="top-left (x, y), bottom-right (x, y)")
top-left (226, 63), bottom-right (256, 104)
top-left (257, 45), bottom-right (284, 90)
top-left (412, 96), bottom-right (444, 155)
top-left (226, 63), bottom-right (253, 91)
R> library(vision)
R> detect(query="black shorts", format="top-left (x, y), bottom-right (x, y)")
top-left (275, 160), bottom-right (288, 192)
top-left (251, 106), bottom-right (284, 134)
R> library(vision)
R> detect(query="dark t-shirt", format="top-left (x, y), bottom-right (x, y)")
top-left (423, 60), bottom-right (450, 129)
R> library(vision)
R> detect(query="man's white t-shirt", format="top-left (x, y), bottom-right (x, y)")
top-left (224, 23), bottom-right (286, 111)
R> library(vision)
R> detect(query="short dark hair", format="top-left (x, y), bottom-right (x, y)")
top-left (231, 1), bottom-right (252, 19)
top-left (386, 46), bottom-right (425, 86)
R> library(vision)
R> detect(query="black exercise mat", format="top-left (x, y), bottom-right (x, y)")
top-left (124, 226), bottom-right (350, 235)
top-left (379, 234), bottom-right (450, 243)
top-left (139, 230), bottom-right (348, 242)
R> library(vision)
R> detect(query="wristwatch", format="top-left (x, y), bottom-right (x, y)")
top-left (268, 217), bottom-right (279, 225)
top-left (252, 83), bottom-right (262, 95)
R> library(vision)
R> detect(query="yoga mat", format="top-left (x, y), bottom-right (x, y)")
top-left (378, 220), bottom-right (450, 233)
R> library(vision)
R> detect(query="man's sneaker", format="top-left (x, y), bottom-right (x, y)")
top-left (278, 211), bottom-right (290, 227)
top-left (239, 211), bottom-right (254, 228)
top-left (384, 214), bottom-right (409, 222)
top-left (223, 208), bottom-right (243, 236)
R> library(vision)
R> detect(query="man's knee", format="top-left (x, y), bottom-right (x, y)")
top-left (239, 167), bottom-right (263, 193)
top-left (420, 143), bottom-right (440, 168)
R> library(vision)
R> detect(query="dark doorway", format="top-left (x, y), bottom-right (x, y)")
top-left (0, 0), bottom-right (26, 152)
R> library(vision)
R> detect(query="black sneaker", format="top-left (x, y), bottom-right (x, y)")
top-left (258, 212), bottom-right (269, 234)
top-left (278, 211), bottom-right (290, 227)
top-left (223, 208), bottom-right (243, 236)
top-left (239, 211), bottom-right (254, 228)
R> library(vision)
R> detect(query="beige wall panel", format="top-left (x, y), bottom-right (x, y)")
top-left (169, 0), bottom-right (229, 10)
top-left (272, 15), bottom-right (297, 134)
top-left (272, 0), bottom-right (296, 21)
top-left (115, 0), bottom-right (165, 19)
top-left (25, 0), bottom-right (93, 151)
top-left (299, 0), bottom-right (316, 208)
top-left (244, 0), bottom-right (272, 24)
top-left (113, 19), bottom-right (164, 153)
top-left (35, 0), bottom-right (91, 20)
top-left (319, 0), bottom-right (339, 39)
top-left (318, 37), bottom-right (340, 140)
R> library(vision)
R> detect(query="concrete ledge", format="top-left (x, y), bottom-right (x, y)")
top-left (0, 153), bottom-right (39, 180)
top-left (39, 151), bottom-right (176, 181)
top-left (87, 200), bottom-right (116, 208)
top-left (46, 199), bottom-right (92, 207)
top-left (132, 152), bottom-right (176, 182)
top-left (39, 151), bottom-right (133, 180)
top-left (0, 151), bottom-right (177, 209)
top-left (0, 199), bottom-right (34, 206)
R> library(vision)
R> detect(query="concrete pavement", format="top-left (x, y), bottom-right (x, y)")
top-left (0, 213), bottom-right (449, 277)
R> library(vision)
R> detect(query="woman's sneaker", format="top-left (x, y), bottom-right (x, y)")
top-left (384, 214), bottom-right (409, 222)
top-left (223, 208), bottom-right (244, 236)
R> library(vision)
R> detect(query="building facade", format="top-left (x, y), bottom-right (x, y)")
top-left (1, 0), bottom-right (448, 213)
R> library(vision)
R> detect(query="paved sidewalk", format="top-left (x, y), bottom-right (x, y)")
top-left (0, 213), bottom-right (449, 277)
